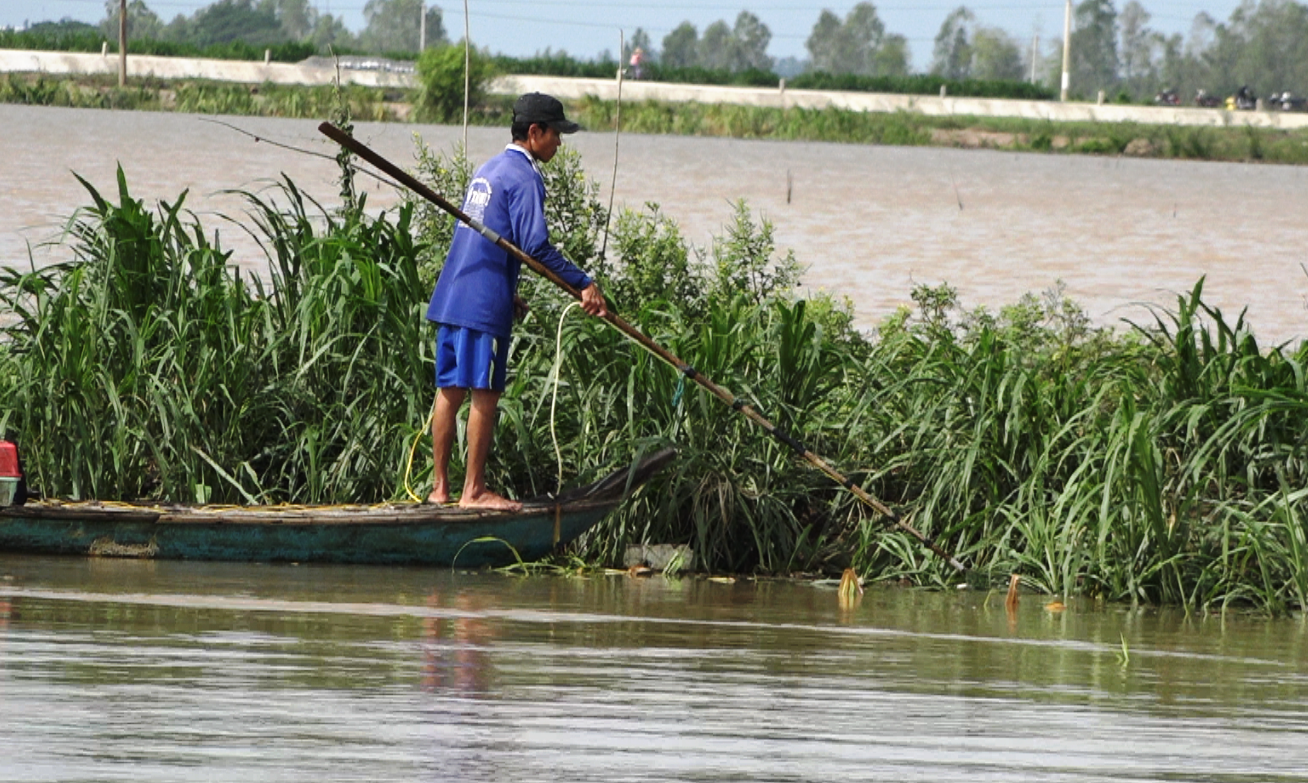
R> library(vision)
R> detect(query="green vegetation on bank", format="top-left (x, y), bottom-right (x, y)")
top-left (573, 97), bottom-right (1308, 164)
top-left (0, 24), bottom-right (318, 63)
top-left (787, 71), bottom-right (1052, 101)
top-left (3, 137), bottom-right (1308, 613)
top-left (0, 72), bottom-right (411, 120)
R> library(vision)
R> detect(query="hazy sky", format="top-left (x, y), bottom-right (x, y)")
top-left (7, 0), bottom-right (1247, 68)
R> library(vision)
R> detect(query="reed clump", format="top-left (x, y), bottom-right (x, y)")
top-left (3, 141), bottom-right (1308, 613)
top-left (0, 167), bottom-right (429, 503)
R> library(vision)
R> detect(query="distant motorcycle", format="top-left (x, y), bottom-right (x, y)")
top-left (1154, 88), bottom-right (1181, 106)
top-left (1194, 89), bottom-right (1222, 108)
top-left (1267, 91), bottom-right (1308, 112)
top-left (1226, 86), bottom-right (1257, 111)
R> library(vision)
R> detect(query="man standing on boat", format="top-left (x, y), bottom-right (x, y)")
top-left (426, 93), bottom-right (607, 510)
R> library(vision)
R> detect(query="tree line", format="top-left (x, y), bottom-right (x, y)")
top-left (1038, 0), bottom-right (1308, 102)
top-left (16, 0), bottom-right (1308, 100)
top-left (100, 0), bottom-right (447, 56)
top-left (619, 0), bottom-right (1308, 101)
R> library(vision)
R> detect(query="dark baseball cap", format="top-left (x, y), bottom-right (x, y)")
top-left (513, 92), bottom-right (580, 134)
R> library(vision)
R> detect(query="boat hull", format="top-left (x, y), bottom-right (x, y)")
top-left (0, 449), bottom-right (674, 567)
top-left (0, 501), bottom-right (615, 567)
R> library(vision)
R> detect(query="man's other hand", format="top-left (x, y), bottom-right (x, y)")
top-left (580, 283), bottom-right (608, 318)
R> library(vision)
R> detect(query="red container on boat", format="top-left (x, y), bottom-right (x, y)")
top-left (0, 441), bottom-right (19, 478)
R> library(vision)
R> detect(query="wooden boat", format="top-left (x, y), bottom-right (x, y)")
top-left (0, 448), bottom-right (675, 567)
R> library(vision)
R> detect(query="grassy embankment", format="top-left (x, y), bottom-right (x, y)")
top-left (5, 71), bottom-right (1308, 164)
top-left (2, 136), bottom-right (1307, 612)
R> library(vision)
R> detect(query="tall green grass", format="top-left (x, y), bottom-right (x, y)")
top-left (3, 140), bottom-right (1307, 612)
top-left (0, 73), bottom-right (408, 121)
top-left (0, 167), bottom-right (428, 503)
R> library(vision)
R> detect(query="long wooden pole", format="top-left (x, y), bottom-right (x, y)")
top-left (316, 122), bottom-right (967, 574)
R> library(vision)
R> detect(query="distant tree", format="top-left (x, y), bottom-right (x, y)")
top-left (422, 5), bottom-right (448, 49)
top-left (183, 0), bottom-right (286, 47)
top-left (161, 13), bottom-right (188, 42)
top-left (100, 0), bottom-right (164, 41)
top-left (662, 21), bottom-right (698, 68)
top-left (310, 12), bottom-right (353, 50)
top-left (269, 0), bottom-right (313, 41)
top-left (845, 2), bottom-right (892, 74)
top-left (699, 20), bottom-right (733, 70)
top-left (931, 7), bottom-right (976, 79)
top-left (1038, 35), bottom-right (1063, 88)
top-left (805, 10), bottom-right (845, 73)
top-left (873, 33), bottom-right (911, 76)
top-left (730, 11), bottom-right (773, 71)
top-left (1218, 0), bottom-right (1308, 97)
top-left (1185, 11), bottom-right (1218, 60)
top-left (1070, 0), bottom-right (1119, 95)
top-left (971, 27), bottom-right (1024, 81)
top-left (690, 19), bottom-right (732, 70)
top-left (1157, 31), bottom-right (1188, 93)
top-left (360, 0), bottom-right (447, 54)
top-left (806, 3), bottom-right (905, 76)
top-left (1115, 1), bottom-right (1163, 98)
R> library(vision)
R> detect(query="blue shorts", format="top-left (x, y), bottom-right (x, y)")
top-left (435, 325), bottom-right (509, 392)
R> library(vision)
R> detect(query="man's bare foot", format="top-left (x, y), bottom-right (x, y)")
top-left (426, 489), bottom-right (450, 505)
top-left (458, 489), bottom-right (523, 512)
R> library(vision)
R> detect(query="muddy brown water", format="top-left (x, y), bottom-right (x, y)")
top-left (6, 104), bottom-right (1308, 780)
top-left (6, 103), bottom-right (1308, 344)
top-left (1, 553), bottom-right (1307, 781)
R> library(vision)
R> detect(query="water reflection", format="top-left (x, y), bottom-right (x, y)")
top-left (421, 588), bottom-right (495, 694)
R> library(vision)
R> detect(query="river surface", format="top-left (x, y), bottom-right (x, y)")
top-left (2, 553), bottom-right (1307, 782)
top-left (6, 103), bottom-right (1308, 344)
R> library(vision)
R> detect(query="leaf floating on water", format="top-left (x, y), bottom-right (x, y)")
top-left (707, 576), bottom-right (736, 584)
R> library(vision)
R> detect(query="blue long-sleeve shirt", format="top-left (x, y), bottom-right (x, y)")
top-left (426, 145), bottom-right (593, 338)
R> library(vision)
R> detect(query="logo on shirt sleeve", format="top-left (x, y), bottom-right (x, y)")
top-left (460, 177), bottom-right (493, 229)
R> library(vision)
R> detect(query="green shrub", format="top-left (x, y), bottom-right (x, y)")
top-left (416, 43), bottom-right (495, 123)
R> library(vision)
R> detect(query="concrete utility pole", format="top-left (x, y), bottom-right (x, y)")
top-left (118, 0), bottom-right (127, 87)
top-left (1060, 0), bottom-right (1072, 101)
top-left (419, 1), bottom-right (426, 52)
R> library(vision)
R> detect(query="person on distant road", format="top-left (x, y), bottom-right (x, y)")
top-left (426, 92), bottom-right (607, 510)
top-left (629, 47), bottom-right (645, 80)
